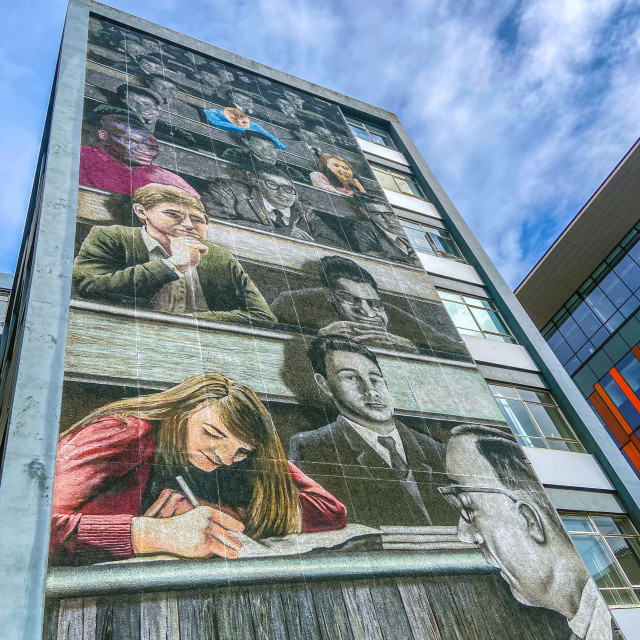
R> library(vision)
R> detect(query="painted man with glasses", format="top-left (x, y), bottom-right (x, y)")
top-left (289, 337), bottom-right (457, 528)
top-left (441, 424), bottom-right (619, 640)
top-left (203, 162), bottom-right (346, 248)
top-left (73, 183), bottom-right (276, 326)
top-left (272, 255), bottom-right (468, 358)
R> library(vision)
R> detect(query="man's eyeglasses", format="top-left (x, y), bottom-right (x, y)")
top-left (260, 178), bottom-right (296, 195)
top-left (333, 290), bottom-right (385, 311)
top-left (438, 485), bottom-right (518, 523)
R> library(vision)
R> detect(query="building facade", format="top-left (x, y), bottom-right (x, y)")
top-left (1, 2), bottom-right (639, 638)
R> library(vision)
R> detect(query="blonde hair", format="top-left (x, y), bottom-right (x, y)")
top-left (318, 153), bottom-right (356, 189)
top-left (64, 373), bottom-right (301, 538)
top-left (133, 183), bottom-right (206, 216)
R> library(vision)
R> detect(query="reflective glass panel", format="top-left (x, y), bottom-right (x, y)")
top-left (470, 307), bottom-right (511, 336)
top-left (600, 271), bottom-right (632, 307)
top-left (494, 398), bottom-right (541, 438)
top-left (488, 384), bottom-right (517, 398)
top-left (428, 231), bottom-right (462, 259)
top-left (371, 167), bottom-right (397, 192)
top-left (614, 255), bottom-right (640, 292)
top-left (618, 353), bottom-right (640, 395)
top-left (605, 537), bottom-right (640, 585)
top-left (572, 303), bottom-right (601, 338)
top-left (585, 287), bottom-right (616, 322)
top-left (570, 535), bottom-right (628, 588)
top-left (441, 300), bottom-right (479, 332)
top-left (548, 331), bottom-right (573, 364)
top-left (559, 317), bottom-right (588, 351)
top-left (526, 403), bottom-right (575, 439)
top-left (546, 438), bottom-right (584, 452)
top-left (348, 124), bottom-right (369, 141)
top-left (402, 226), bottom-right (432, 253)
top-left (561, 515), bottom-right (596, 532)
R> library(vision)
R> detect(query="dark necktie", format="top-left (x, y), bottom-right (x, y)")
top-left (272, 209), bottom-right (286, 228)
top-left (378, 435), bottom-right (410, 479)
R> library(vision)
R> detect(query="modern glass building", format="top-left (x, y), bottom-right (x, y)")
top-left (0, 2), bottom-right (638, 638)
top-left (517, 139), bottom-right (640, 480)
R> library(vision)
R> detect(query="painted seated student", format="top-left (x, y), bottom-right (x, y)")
top-left (271, 256), bottom-right (467, 358)
top-left (310, 153), bottom-right (366, 196)
top-left (204, 106), bottom-right (286, 151)
top-left (202, 162), bottom-right (348, 249)
top-left (350, 198), bottom-right (421, 267)
top-left (92, 84), bottom-right (163, 132)
top-left (79, 114), bottom-right (200, 198)
top-left (221, 130), bottom-right (281, 168)
top-left (50, 372), bottom-right (347, 565)
top-left (72, 183), bottom-right (277, 326)
top-left (289, 338), bottom-right (456, 528)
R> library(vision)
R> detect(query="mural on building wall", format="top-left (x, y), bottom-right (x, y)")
top-left (44, 16), bottom-right (622, 640)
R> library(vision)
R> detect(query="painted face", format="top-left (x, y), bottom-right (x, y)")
top-left (368, 205), bottom-right (396, 232)
top-left (135, 201), bottom-right (208, 242)
top-left (100, 121), bottom-right (159, 165)
top-left (247, 136), bottom-right (278, 164)
top-left (322, 350), bottom-right (394, 427)
top-left (126, 93), bottom-right (160, 127)
top-left (201, 71), bottom-right (222, 89)
top-left (445, 435), bottom-right (542, 608)
top-left (258, 172), bottom-right (297, 210)
top-left (276, 99), bottom-right (297, 118)
top-left (186, 403), bottom-right (254, 472)
top-left (331, 277), bottom-right (388, 328)
top-left (326, 158), bottom-right (353, 185)
top-left (224, 108), bottom-right (250, 128)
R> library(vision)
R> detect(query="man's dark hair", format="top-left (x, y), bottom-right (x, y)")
top-left (115, 84), bottom-right (161, 104)
top-left (307, 337), bottom-right (381, 379)
top-left (254, 162), bottom-right (290, 182)
top-left (450, 424), bottom-right (562, 528)
top-left (98, 112), bottom-right (145, 132)
top-left (319, 256), bottom-right (378, 291)
top-left (143, 74), bottom-right (178, 90)
top-left (244, 129), bottom-right (277, 144)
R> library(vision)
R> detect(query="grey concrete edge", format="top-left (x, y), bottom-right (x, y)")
top-left (0, 3), bottom-right (88, 639)
top-left (384, 115), bottom-right (640, 524)
top-left (46, 549), bottom-right (492, 599)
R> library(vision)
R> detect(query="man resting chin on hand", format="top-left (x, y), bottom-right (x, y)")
top-left (72, 183), bottom-right (276, 327)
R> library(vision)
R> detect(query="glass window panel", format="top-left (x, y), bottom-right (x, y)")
top-left (601, 374), bottom-right (640, 431)
top-left (458, 327), bottom-right (484, 338)
top-left (618, 353), bottom-right (640, 395)
top-left (590, 325), bottom-right (610, 349)
top-left (576, 341), bottom-right (596, 362)
top-left (614, 255), bottom-right (640, 292)
top-left (494, 397), bottom-right (541, 438)
top-left (565, 355), bottom-right (581, 376)
top-left (368, 131), bottom-right (388, 146)
top-left (348, 124), bottom-right (370, 141)
top-left (601, 588), bottom-right (637, 606)
top-left (488, 384), bottom-right (517, 398)
top-left (399, 219), bottom-right (421, 230)
top-left (601, 271), bottom-right (632, 307)
top-left (570, 535), bottom-right (629, 589)
top-left (547, 331), bottom-right (574, 365)
top-left (546, 438), bottom-right (584, 453)
top-left (517, 388), bottom-right (553, 403)
top-left (371, 167), bottom-right (397, 191)
top-left (515, 435), bottom-right (547, 448)
top-left (463, 296), bottom-right (493, 309)
top-left (605, 537), bottom-right (640, 585)
top-left (620, 295), bottom-right (640, 319)
top-left (438, 290), bottom-right (463, 302)
top-left (605, 311), bottom-right (625, 333)
top-left (442, 300), bottom-right (479, 332)
top-left (559, 317), bottom-right (588, 351)
top-left (527, 403), bottom-right (575, 439)
top-left (470, 307), bottom-right (511, 336)
top-left (592, 516), bottom-right (638, 536)
top-left (572, 303), bottom-right (602, 338)
top-left (403, 226), bottom-right (432, 254)
top-left (487, 333), bottom-right (517, 344)
top-left (428, 231), bottom-right (463, 259)
top-left (561, 515), bottom-right (596, 532)
top-left (585, 286), bottom-right (616, 322)
top-left (629, 240), bottom-right (640, 265)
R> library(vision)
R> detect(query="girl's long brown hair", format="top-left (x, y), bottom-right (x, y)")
top-left (63, 373), bottom-right (301, 539)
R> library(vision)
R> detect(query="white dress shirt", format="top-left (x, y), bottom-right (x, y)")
top-left (263, 199), bottom-right (291, 227)
top-left (141, 227), bottom-right (209, 314)
top-left (568, 578), bottom-right (613, 640)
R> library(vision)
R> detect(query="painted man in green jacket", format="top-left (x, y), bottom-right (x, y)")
top-left (73, 183), bottom-right (276, 326)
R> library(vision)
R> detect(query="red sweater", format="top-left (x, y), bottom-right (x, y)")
top-left (51, 416), bottom-right (346, 559)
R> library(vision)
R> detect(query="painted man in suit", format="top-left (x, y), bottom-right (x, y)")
top-left (441, 425), bottom-right (620, 640)
top-left (271, 255), bottom-right (469, 359)
top-left (289, 338), bottom-right (457, 528)
top-left (73, 183), bottom-right (276, 326)
top-left (202, 162), bottom-right (348, 249)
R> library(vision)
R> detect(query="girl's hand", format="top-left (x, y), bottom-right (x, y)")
top-left (131, 506), bottom-right (244, 559)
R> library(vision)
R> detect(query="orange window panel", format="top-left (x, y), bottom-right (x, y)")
top-left (610, 367), bottom-right (640, 414)
top-left (623, 442), bottom-right (640, 473)
top-left (589, 391), bottom-right (631, 447)
top-left (594, 383), bottom-right (634, 436)
top-left (631, 345), bottom-right (640, 362)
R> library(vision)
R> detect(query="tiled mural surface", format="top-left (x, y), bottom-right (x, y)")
top-left (43, 17), bottom-right (621, 639)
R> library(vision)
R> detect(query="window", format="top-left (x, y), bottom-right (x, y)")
top-left (542, 223), bottom-right (640, 375)
top-left (437, 290), bottom-right (516, 343)
top-left (346, 117), bottom-right (397, 149)
top-left (370, 164), bottom-right (426, 199)
top-left (560, 513), bottom-right (640, 607)
top-left (399, 219), bottom-right (465, 262)
top-left (489, 384), bottom-right (585, 452)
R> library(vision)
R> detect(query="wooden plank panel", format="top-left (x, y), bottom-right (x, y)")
top-left (341, 584), bottom-right (385, 640)
top-left (176, 592), bottom-right (216, 640)
top-left (247, 589), bottom-right (288, 640)
top-left (368, 581), bottom-right (414, 640)
top-left (140, 592), bottom-right (180, 640)
top-left (396, 580), bottom-right (442, 640)
top-left (213, 588), bottom-right (255, 639)
top-left (310, 584), bottom-right (355, 640)
top-left (95, 594), bottom-right (141, 640)
top-left (278, 584), bottom-right (322, 640)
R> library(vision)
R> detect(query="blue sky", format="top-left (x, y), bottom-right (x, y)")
top-left (1, 0), bottom-right (639, 287)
